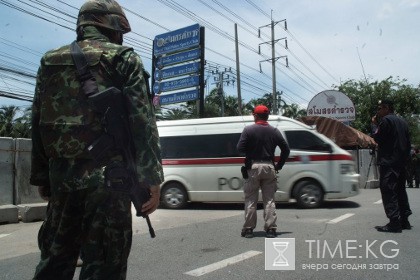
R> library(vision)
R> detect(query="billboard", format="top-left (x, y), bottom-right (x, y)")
top-left (307, 90), bottom-right (356, 122)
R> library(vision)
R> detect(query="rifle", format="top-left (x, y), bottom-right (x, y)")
top-left (70, 41), bottom-right (156, 238)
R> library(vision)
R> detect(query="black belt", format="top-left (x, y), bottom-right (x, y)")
top-left (251, 160), bottom-right (273, 164)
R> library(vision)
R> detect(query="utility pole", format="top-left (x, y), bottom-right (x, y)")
top-left (210, 66), bottom-right (235, 117)
top-left (234, 23), bottom-right (242, 114)
top-left (258, 13), bottom-right (288, 115)
top-left (218, 71), bottom-right (225, 117)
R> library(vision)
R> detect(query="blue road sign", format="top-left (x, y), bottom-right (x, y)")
top-left (153, 83), bottom-right (160, 95)
top-left (156, 48), bottom-right (200, 69)
top-left (154, 24), bottom-right (200, 56)
top-left (157, 75), bottom-right (199, 93)
top-left (159, 89), bottom-right (199, 105)
top-left (155, 62), bottom-right (200, 81)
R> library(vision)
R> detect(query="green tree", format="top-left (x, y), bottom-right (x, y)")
top-left (0, 105), bottom-right (31, 138)
top-left (282, 103), bottom-right (307, 119)
top-left (179, 88), bottom-right (244, 118)
top-left (157, 89), bottom-right (309, 120)
top-left (245, 93), bottom-right (273, 113)
top-left (11, 107), bottom-right (32, 138)
top-left (160, 106), bottom-right (192, 120)
top-left (336, 76), bottom-right (420, 147)
top-left (204, 88), bottom-right (242, 117)
top-left (0, 105), bottom-right (17, 136)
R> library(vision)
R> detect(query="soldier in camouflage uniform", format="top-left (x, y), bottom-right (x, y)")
top-left (30, 1), bottom-right (164, 279)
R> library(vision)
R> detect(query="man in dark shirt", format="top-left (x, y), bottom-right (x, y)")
top-left (237, 105), bottom-right (290, 238)
top-left (372, 100), bottom-right (412, 233)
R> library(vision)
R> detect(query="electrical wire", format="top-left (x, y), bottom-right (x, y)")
top-left (0, 0), bottom-right (335, 108)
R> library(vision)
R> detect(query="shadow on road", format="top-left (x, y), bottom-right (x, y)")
top-left (159, 199), bottom-right (360, 211)
top-left (321, 200), bottom-right (361, 209)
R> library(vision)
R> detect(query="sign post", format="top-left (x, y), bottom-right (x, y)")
top-left (152, 24), bottom-right (205, 117)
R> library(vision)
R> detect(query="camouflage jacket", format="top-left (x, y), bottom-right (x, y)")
top-left (30, 26), bottom-right (164, 192)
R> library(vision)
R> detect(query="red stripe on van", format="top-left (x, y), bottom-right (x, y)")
top-left (285, 154), bottom-right (353, 162)
top-left (162, 154), bottom-right (353, 165)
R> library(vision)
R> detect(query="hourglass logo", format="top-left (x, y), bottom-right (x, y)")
top-left (265, 238), bottom-right (295, 270)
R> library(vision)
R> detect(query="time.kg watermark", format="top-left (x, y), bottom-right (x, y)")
top-left (265, 238), bottom-right (400, 271)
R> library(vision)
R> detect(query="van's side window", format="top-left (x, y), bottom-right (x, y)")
top-left (160, 133), bottom-right (241, 159)
top-left (285, 130), bottom-right (329, 152)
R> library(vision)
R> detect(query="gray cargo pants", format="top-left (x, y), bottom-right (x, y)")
top-left (242, 162), bottom-right (277, 231)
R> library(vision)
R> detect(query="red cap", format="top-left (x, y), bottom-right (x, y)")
top-left (253, 105), bottom-right (269, 114)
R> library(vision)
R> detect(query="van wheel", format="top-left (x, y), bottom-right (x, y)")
top-left (161, 183), bottom-right (188, 209)
top-left (295, 180), bottom-right (324, 209)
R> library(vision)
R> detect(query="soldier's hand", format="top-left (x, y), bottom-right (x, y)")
top-left (38, 186), bottom-right (51, 201)
top-left (141, 185), bottom-right (161, 215)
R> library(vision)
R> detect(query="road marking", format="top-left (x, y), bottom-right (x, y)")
top-left (327, 213), bottom-right (355, 224)
top-left (0, 234), bottom-right (10, 239)
top-left (185, 250), bottom-right (262, 277)
top-left (374, 199), bottom-right (382, 204)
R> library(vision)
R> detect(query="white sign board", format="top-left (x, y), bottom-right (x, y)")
top-left (307, 90), bottom-right (356, 121)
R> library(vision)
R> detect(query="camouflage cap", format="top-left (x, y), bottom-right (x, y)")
top-left (77, 0), bottom-right (131, 34)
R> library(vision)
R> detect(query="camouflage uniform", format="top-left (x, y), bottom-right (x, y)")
top-left (30, 1), bottom-right (163, 279)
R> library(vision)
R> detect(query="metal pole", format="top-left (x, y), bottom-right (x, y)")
top-left (271, 20), bottom-right (277, 114)
top-left (199, 26), bottom-right (206, 118)
top-left (234, 23), bottom-right (242, 114)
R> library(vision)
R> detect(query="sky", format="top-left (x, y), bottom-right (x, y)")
top-left (1, 0), bottom-right (420, 112)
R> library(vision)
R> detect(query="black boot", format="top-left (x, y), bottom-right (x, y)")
top-left (375, 220), bottom-right (402, 233)
top-left (401, 218), bottom-right (412, 230)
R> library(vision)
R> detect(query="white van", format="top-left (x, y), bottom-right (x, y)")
top-left (157, 115), bottom-right (359, 209)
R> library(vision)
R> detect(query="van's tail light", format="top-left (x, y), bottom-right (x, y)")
top-left (340, 164), bottom-right (355, 174)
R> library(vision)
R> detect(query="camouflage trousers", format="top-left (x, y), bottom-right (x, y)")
top-left (33, 185), bottom-right (132, 280)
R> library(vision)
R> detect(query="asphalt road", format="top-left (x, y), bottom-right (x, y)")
top-left (0, 188), bottom-right (419, 280)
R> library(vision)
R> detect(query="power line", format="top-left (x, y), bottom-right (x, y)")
top-left (243, 0), bottom-right (271, 18)
top-left (286, 29), bottom-right (339, 84)
top-left (0, 0), bottom-right (74, 31)
top-left (0, 0), bottom-right (332, 108)
top-left (0, 90), bottom-right (33, 102)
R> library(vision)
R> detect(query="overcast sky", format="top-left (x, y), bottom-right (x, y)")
top-left (1, 0), bottom-right (419, 111)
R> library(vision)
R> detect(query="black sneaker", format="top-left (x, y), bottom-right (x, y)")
top-left (241, 229), bottom-right (254, 238)
top-left (375, 223), bottom-right (402, 233)
top-left (266, 228), bottom-right (277, 238)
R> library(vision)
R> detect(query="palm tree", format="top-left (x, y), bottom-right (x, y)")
top-left (0, 105), bottom-right (19, 137)
top-left (12, 107), bottom-right (32, 138)
top-left (282, 103), bottom-right (307, 119)
top-left (0, 105), bottom-right (32, 138)
top-left (198, 88), bottom-right (242, 117)
top-left (161, 106), bottom-right (192, 120)
top-left (245, 93), bottom-right (273, 112)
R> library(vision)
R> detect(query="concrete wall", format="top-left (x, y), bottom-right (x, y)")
top-left (15, 138), bottom-right (42, 204)
top-left (0, 137), bottom-right (14, 205)
top-left (0, 137), bottom-right (46, 224)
